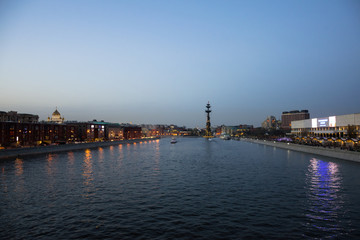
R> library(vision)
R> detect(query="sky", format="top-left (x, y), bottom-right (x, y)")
top-left (1, 0), bottom-right (360, 128)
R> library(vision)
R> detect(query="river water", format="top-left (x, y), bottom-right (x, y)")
top-left (1, 137), bottom-right (360, 239)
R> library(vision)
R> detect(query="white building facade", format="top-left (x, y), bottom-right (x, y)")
top-left (291, 113), bottom-right (360, 138)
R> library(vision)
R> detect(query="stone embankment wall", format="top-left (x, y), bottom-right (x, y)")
top-left (244, 139), bottom-right (360, 163)
top-left (0, 138), bottom-right (159, 160)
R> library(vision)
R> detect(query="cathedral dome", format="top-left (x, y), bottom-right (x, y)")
top-left (52, 109), bottom-right (61, 117)
top-left (48, 107), bottom-right (64, 123)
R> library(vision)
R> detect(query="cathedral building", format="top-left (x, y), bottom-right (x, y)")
top-left (47, 108), bottom-right (64, 124)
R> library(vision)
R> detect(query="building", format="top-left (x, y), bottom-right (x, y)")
top-left (0, 120), bottom-right (145, 148)
top-left (47, 108), bottom-right (64, 124)
top-left (0, 107), bottom-right (147, 147)
top-left (69, 120), bottom-right (109, 142)
top-left (220, 125), bottom-right (238, 136)
top-left (261, 116), bottom-right (279, 130)
top-left (291, 113), bottom-right (360, 138)
top-left (238, 124), bottom-right (253, 136)
top-left (0, 111), bottom-right (39, 123)
top-left (281, 110), bottom-right (309, 130)
top-left (123, 126), bottom-right (142, 139)
top-left (217, 124), bottom-right (254, 137)
top-left (141, 124), bottom-right (166, 138)
top-left (0, 122), bottom-right (72, 147)
top-left (107, 123), bottom-right (124, 140)
top-left (85, 120), bottom-right (106, 141)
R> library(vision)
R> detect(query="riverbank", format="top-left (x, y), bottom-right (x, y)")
top-left (0, 138), bottom-right (159, 160)
top-left (243, 138), bottom-right (360, 163)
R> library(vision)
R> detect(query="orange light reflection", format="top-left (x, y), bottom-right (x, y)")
top-left (15, 158), bottom-right (23, 176)
top-left (67, 152), bottom-right (75, 165)
top-left (82, 149), bottom-right (94, 198)
top-left (46, 154), bottom-right (56, 176)
top-left (98, 147), bottom-right (104, 162)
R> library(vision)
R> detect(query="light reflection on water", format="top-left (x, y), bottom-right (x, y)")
top-left (67, 152), bottom-right (75, 165)
top-left (46, 153), bottom-right (56, 176)
top-left (0, 138), bottom-right (359, 239)
top-left (98, 147), bottom-right (104, 163)
top-left (116, 144), bottom-right (124, 169)
top-left (153, 139), bottom-right (160, 175)
top-left (305, 158), bottom-right (344, 237)
top-left (14, 158), bottom-right (24, 194)
top-left (82, 149), bottom-right (94, 198)
top-left (14, 158), bottom-right (23, 176)
top-left (109, 145), bottom-right (114, 158)
top-left (66, 152), bottom-right (76, 188)
top-left (1, 166), bottom-right (7, 193)
top-left (45, 154), bottom-right (58, 194)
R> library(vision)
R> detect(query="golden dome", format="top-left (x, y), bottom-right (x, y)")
top-left (52, 109), bottom-right (61, 116)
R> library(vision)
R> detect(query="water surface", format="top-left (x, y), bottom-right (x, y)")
top-left (1, 138), bottom-right (359, 239)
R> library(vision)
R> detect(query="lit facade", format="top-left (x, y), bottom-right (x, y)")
top-left (0, 121), bottom-right (144, 148)
top-left (108, 124), bottom-right (124, 140)
top-left (217, 124), bottom-right (254, 137)
top-left (0, 122), bottom-right (73, 147)
top-left (141, 124), bottom-right (169, 137)
top-left (291, 113), bottom-right (360, 138)
top-left (47, 108), bottom-right (64, 124)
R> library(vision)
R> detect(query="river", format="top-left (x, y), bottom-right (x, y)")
top-left (1, 137), bottom-right (359, 239)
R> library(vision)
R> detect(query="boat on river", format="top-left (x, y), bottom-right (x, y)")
top-left (171, 138), bottom-right (177, 144)
top-left (220, 134), bottom-right (231, 140)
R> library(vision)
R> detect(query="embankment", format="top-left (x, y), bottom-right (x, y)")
top-left (0, 138), bottom-right (159, 160)
top-left (243, 138), bottom-right (360, 163)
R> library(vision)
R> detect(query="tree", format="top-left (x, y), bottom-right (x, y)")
top-left (347, 125), bottom-right (357, 139)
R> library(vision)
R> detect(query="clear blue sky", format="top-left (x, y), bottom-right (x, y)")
top-left (1, 0), bottom-right (359, 127)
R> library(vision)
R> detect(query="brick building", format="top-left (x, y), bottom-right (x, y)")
top-left (0, 122), bottom-right (70, 147)
top-left (281, 110), bottom-right (310, 130)
top-left (0, 121), bottom-right (144, 148)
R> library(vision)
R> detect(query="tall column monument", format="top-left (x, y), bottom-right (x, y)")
top-left (204, 101), bottom-right (213, 138)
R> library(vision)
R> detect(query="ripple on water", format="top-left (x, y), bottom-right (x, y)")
top-left (0, 138), bottom-right (360, 239)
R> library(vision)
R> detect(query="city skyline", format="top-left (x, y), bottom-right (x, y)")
top-left (1, 0), bottom-right (360, 128)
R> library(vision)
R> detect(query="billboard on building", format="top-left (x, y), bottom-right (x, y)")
top-left (318, 118), bottom-right (329, 127)
top-left (312, 116), bottom-right (336, 128)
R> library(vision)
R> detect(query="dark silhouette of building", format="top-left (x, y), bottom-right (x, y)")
top-left (123, 126), bottom-right (142, 139)
top-left (0, 111), bottom-right (39, 123)
top-left (281, 110), bottom-right (309, 130)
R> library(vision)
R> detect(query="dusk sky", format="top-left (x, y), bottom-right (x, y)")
top-left (1, 0), bottom-right (359, 128)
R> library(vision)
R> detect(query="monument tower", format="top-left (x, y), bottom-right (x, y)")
top-left (204, 101), bottom-right (213, 138)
